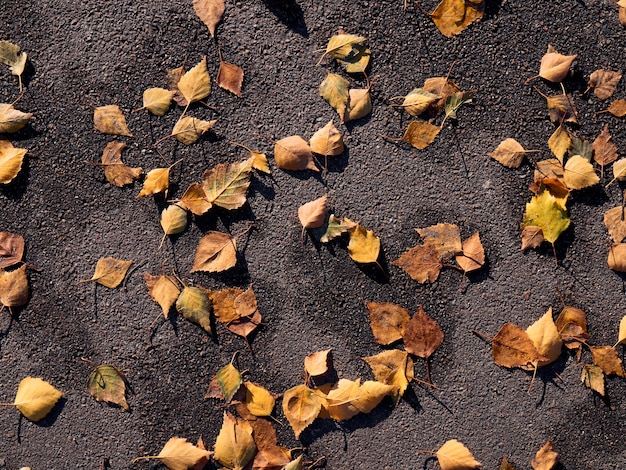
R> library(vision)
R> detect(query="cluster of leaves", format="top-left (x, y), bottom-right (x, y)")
top-left (393, 223), bottom-right (485, 283)
top-left (0, 232), bottom-right (29, 315)
top-left (482, 304), bottom-right (626, 396)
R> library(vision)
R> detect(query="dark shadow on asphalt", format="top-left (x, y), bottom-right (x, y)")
top-left (16, 397), bottom-right (66, 443)
top-left (262, 0), bottom-right (308, 37)
top-left (0, 152), bottom-right (30, 200)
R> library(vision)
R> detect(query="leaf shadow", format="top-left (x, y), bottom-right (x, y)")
top-left (483, 0), bottom-right (505, 18)
top-left (569, 184), bottom-right (610, 207)
top-left (315, 145), bottom-right (350, 176)
top-left (249, 172), bottom-right (276, 202)
top-left (262, 0), bottom-right (308, 38)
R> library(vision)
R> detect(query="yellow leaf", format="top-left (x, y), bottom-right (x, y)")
top-left (344, 87), bottom-right (372, 123)
top-left (101, 141), bottom-right (142, 187)
top-left (251, 151), bottom-right (270, 174)
top-left (617, 315), bottom-right (626, 346)
top-left (539, 45), bottom-right (576, 82)
top-left (319, 73), bottom-right (350, 120)
top-left (177, 57), bottom-right (211, 105)
top-left (525, 308), bottom-right (562, 368)
top-left (81, 257), bottom-right (132, 288)
top-left (431, 0), bottom-right (484, 38)
top-left (138, 168), bottom-right (169, 197)
top-left (133, 436), bottom-right (211, 470)
top-left (191, 231), bottom-right (237, 273)
top-left (309, 120), bottom-right (344, 156)
top-left (142, 87), bottom-right (173, 116)
top-left (338, 45), bottom-right (370, 73)
top-left (214, 412), bottom-right (256, 470)
top-left (403, 120), bottom-right (441, 150)
top-left (0, 103), bottom-right (31, 133)
top-left (217, 363), bottom-right (242, 402)
top-left (180, 183), bottom-right (211, 215)
top-left (274, 135), bottom-right (317, 172)
top-left (522, 191), bottom-right (570, 244)
top-left (217, 59), bottom-right (244, 97)
top-left (0, 40), bottom-right (27, 90)
top-left (436, 439), bottom-right (482, 470)
top-left (363, 349), bottom-right (414, 404)
top-left (352, 380), bottom-right (394, 414)
top-left (325, 34), bottom-right (367, 59)
top-left (298, 195), bottom-right (328, 230)
top-left (282, 384), bottom-right (322, 439)
top-left (176, 286), bottom-right (212, 334)
top-left (489, 138), bottom-right (527, 168)
top-left (193, 0), bottom-right (225, 38)
top-left (367, 301), bottom-right (410, 345)
top-left (581, 364), bottom-right (605, 396)
top-left (13, 377), bottom-right (63, 422)
top-left (94, 105), bottom-right (132, 136)
top-left (88, 364), bottom-right (129, 410)
top-left (243, 381), bottom-right (275, 417)
top-left (0, 139), bottom-right (26, 184)
top-left (201, 158), bottom-right (253, 209)
top-left (143, 273), bottom-right (180, 318)
top-left (0, 265), bottom-right (29, 310)
top-left (563, 156), bottom-right (599, 190)
top-left (400, 88), bottom-right (439, 117)
top-left (325, 378), bottom-right (362, 421)
top-left (172, 116), bottom-right (216, 145)
top-left (347, 225), bottom-right (380, 264)
top-left (161, 204), bottom-right (188, 236)
top-left (304, 349), bottom-right (333, 377)
top-left (531, 440), bottom-right (559, 470)
top-left (547, 126), bottom-right (570, 164)
top-left (320, 214), bottom-right (357, 243)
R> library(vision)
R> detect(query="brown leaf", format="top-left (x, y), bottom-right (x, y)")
top-left (581, 364), bottom-right (605, 396)
top-left (392, 243), bottom-right (443, 283)
top-left (0, 232), bottom-right (24, 269)
top-left (180, 183), bottom-right (211, 216)
top-left (143, 273), bottom-right (180, 318)
top-left (0, 264), bottom-right (29, 310)
top-left (309, 120), bottom-right (344, 157)
top-left (402, 120), bottom-right (441, 150)
top-left (417, 223), bottom-right (462, 262)
top-left (603, 206), bottom-right (626, 243)
top-left (531, 440), bottom-right (559, 470)
top-left (521, 226), bottom-right (544, 250)
top-left (167, 65), bottom-right (186, 106)
top-left (0, 103), bottom-right (31, 134)
top-left (191, 231), bottom-right (237, 273)
top-left (489, 138), bottom-right (527, 168)
top-left (367, 301), bottom-right (410, 345)
top-left (534, 159), bottom-right (564, 183)
top-left (590, 345), bottom-right (626, 377)
top-left (81, 257), bottom-right (132, 288)
top-left (423, 77), bottom-right (461, 111)
top-left (101, 141), bottom-right (142, 187)
top-left (592, 124), bottom-right (618, 173)
top-left (217, 59), bottom-right (243, 97)
top-left (399, 88), bottom-right (439, 117)
top-left (555, 306), bottom-right (589, 350)
top-left (226, 308), bottom-right (261, 340)
top-left (274, 135), bottom-right (318, 172)
top-left (546, 94), bottom-right (578, 124)
top-left (252, 446), bottom-right (292, 470)
top-left (455, 232), bottom-right (485, 273)
top-left (500, 456), bottom-right (516, 470)
top-left (304, 349), bottom-right (333, 377)
top-left (94, 105), bottom-right (132, 137)
top-left (588, 69), bottom-right (622, 100)
top-left (403, 306), bottom-right (443, 359)
top-left (208, 287), bottom-right (243, 323)
top-left (201, 158), bottom-right (253, 210)
top-left (608, 243), bottom-right (626, 272)
top-left (538, 45), bottom-right (576, 82)
top-left (298, 195), bottom-right (328, 230)
top-left (607, 99), bottom-right (626, 117)
top-left (430, 0), bottom-right (484, 38)
top-left (193, 0), bottom-right (225, 37)
top-left (0, 139), bottom-right (27, 184)
top-left (492, 323), bottom-right (540, 369)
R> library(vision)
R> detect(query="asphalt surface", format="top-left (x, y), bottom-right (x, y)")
top-left (1, 0), bottom-right (626, 468)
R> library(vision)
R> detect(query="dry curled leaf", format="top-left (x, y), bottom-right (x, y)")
top-left (588, 69), bottom-right (622, 100)
top-left (94, 105), bottom-right (132, 137)
top-left (455, 232), bottom-right (485, 273)
top-left (417, 223), bottom-right (462, 262)
top-left (191, 231), bottom-right (237, 273)
top-left (531, 440), bottom-right (558, 470)
top-left (298, 195), bottom-right (328, 230)
top-left (0, 103), bottom-right (31, 134)
top-left (81, 257), bottom-right (132, 288)
top-left (320, 214), bottom-right (357, 243)
top-left (538, 45), bottom-right (576, 82)
top-left (489, 138), bottom-right (527, 168)
top-left (137, 168), bottom-right (169, 197)
top-left (274, 135), bottom-right (317, 172)
top-left (436, 439), bottom-right (482, 470)
top-left (172, 116), bottom-right (216, 145)
top-left (367, 301), bottom-right (410, 345)
top-left (304, 349), bottom-right (333, 378)
top-left (88, 364), bottom-right (129, 411)
top-left (177, 57), bottom-right (211, 105)
top-left (0, 232), bottom-right (24, 269)
top-left (546, 93), bottom-right (578, 124)
top-left (217, 59), bottom-right (244, 97)
top-left (0, 40), bottom-right (27, 91)
top-left (403, 120), bottom-right (441, 150)
top-left (208, 287), bottom-right (243, 323)
top-left (347, 225), bottom-right (380, 263)
top-left (590, 345), bottom-right (626, 377)
top-left (143, 273), bottom-right (180, 318)
top-left (0, 139), bottom-right (27, 184)
top-left (324, 33), bottom-right (367, 60)
top-left (392, 243), bottom-right (443, 283)
top-left (309, 120), bottom-right (344, 156)
top-left (555, 306), bottom-right (589, 350)
top-left (193, 0), bottom-right (224, 37)
top-left (101, 141), bottom-right (142, 187)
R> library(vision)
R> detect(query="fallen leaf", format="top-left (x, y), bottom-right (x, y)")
top-left (525, 308), bottom-right (562, 368)
top-left (208, 287), bottom-right (243, 323)
top-left (455, 232), bottom-right (485, 273)
top-left (274, 135), bottom-right (317, 172)
top-left (417, 223), bottom-right (462, 262)
top-left (94, 105), bottom-right (132, 136)
top-left (0, 232), bottom-right (24, 269)
top-left (226, 308), bottom-right (261, 341)
top-left (563, 155), bottom-right (599, 190)
top-left (617, 315), bottom-right (626, 346)
top-left (176, 286), bottom-right (212, 334)
top-left (612, 158), bottom-right (626, 182)
top-left (310, 120), bottom-right (344, 156)
top-left (319, 73), bottom-right (350, 120)
top-left (193, 0), bottom-right (224, 37)
top-left (101, 141), bottom-right (142, 187)
top-left (531, 440), bottom-right (559, 470)
top-left (133, 436), bottom-right (212, 470)
top-left (590, 345), bottom-right (626, 377)
top-left (568, 135), bottom-right (593, 161)
top-left (443, 90), bottom-right (475, 122)
top-left (298, 195), bottom-right (328, 231)
top-left (555, 306), bottom-right (589, 350)
top-left (216, 363), bottom-right (242, 402)
top-left (367, 301), bottom-right (410, 345)
top-left (431, 0), bottom-right (484, 38)
top-left (0, 103), bottom-right (31, 133)
top-left (521, 226), bottom-right (544, 250)
top-left (249, 418), bottom-right (278, 451)
top-left (592, 124), bottom-right (618, 175)
top-left (243, 381), bottom-right (275, 417)
top-left (304, 349), bottom-right (333, 378)
top-left (217, 59), bottom-right (243, 97)
top-left (492, 323), bottom-right (540, 369)
top-left (436, 439), bottom-right (482, 470)
top-left (489, 138), bottom-right (528, 168)
top-left (403, 120), bottom-right (441, 150)
top-left (547, 125), bottom-right (570, 164)
top-left (538, 45), bottom-right (576, 82)
top-left (324, 379), bottom-right (361, 420)
top-left (167, 65), bottom-right (186, 106)
top-left (0, 40), bottom-right (27, 90)
top-left (142, 87), bottom-right (173, 116)
top-left (324, 33), bottom-right (367, 60)
top-left (191, 231), bottom-right (237, 273)
top-left (172, 116), bottom-right (216, 145)
top-left (282, 384), bottom-right (322, 439)
top-left (88, 364), bottom-right (129, 410)
top-left (251, 151), bottom-right (270, 174)
top-left (0, 265), bottom-right (28, 311)
top-left (392, 243), bottom-right (443, 283)
top-left (202, 158), bottom-right (253, 210)
top-left (338, 45), bottom-right (370, 73)
top-left (588, 69), bottom-right (622, 100)
top-left (546, 93), bottom-right (578, 124)
top-left (607, 99), bottom-right (626, 117)
top-left (180, 183), bottom-right (211, 215)
top-left (143, 273), bottom-right (180, 318)
top-left (347, 225), bottom-right (380, 263)
top-left (344, 87), bottom-right (372, 123)
top-left (500, 456), bottom-right (516, 470)
top-left (581, 364), bottom-right (605, 396)
top-left (137, 168), bottom-right (169, 197)
top-left (13, 377), bottom-right (63, 422)
top-left (320, 215), bottom-right (357, 243)
top-left (363, 349), bottom-right (414, 404)
top-left (423, 77), bottom-right (461, 111)
top-left (350, 380), bottom-right (394, 414)
top-left (81, 257), bottom-right (132, 288)
top-left (161, 204), bottom-right (188, 236)
top-left (177, 57), bottom-right (211, 105)
top-left (534, 159), bottom-right (564, 183)
top-left (400, 88), bottom-right (439, 117)
top-left (283, 456), bottom-right (304, 470)
top-left (522, 191), bottom-right (570, 244)
top-left (233, 285), bottom-right (258, 317)
top-left (403, 305), bottom-right (443, 359)
top-left (0, 139), bottom-right (27, 184)
top-left (608, 243), bottom-right (626, 271)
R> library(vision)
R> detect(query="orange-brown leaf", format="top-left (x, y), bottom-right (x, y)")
top-left (492, 323), bottom-right (540, 369)
top-left (367, 301), bottom-right (410, 345)
top-left (298, 195), bottom-right (328, 230)
top-left (590, 345), bottom-right (626, 377)
top-left (392, 243), bottom-right (443, 283)
top-left (589, 69), bottom-right (622, 100)
top-left (217, 60), bottom-right (243, 97)
top-left (101, 141), bottom-right (142, 187)
top-left (531, 440), bottom-right (559, 470)
top-left (455, 232), bottom-right (485, 273)
top-left (191, 231), bottom-right (237, 273)
top-left (403, 305), bottom-right (443, 359)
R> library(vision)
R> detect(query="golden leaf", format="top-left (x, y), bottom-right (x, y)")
top-left (201, 158), bottom-right (253, 210)
top-left (588, 69), bottom-right (622, 100)
top-left (392, 243), bottom-right (443, 283)
top-left (363, 349), bottom-right (414, 404)
top-left (563, 155), bottom-right (599, 190)
top-left (521, 226), bottom-right (544, 250)
top-left (0, 265), bottom-right (29, 310)
top-left (13, 377), bottom-right (63, 422)
top-left (193, 0), bottom-right (224, 37)
top-left (88, 364), bottom-right (129, 411)
top-left (243, 381), bottom-right (275, 417)
top-left (325, 378), bottom-right (361, 421)
top-left (581, 364), bottom-right (605, 396)
top-left (216, 363), bottom-right (242, 402)
top-left (0, 103), bottom-right (31, 133)
top-left (142, 87), bottom-right (173, 116)
top-left (492, 323), bottom-right (539, 369)
top-left (531, 440), bottom-right (559, 470)
top-left (217, 60), bottom-right (244, 97)
top-left (282, 384), bottom-right (322, 439)
top-left (403, 120), bottom-right (441, 150)
top-left (546, 94), bottom-right (578, 124)
top-left (0, 232), bottom-right (24, 269)
top-left (347, 225), bottom-right (380, 263)
top-left (0, 40), bottom-right (27, 90)
top-left (489, 138), bottom-right (527, 168)
top-left (607, 99), bottom-right (626, 117)
top-left (325, 34), bottom-right (367, 59)
top-left (191, 231), bottom-right (237, 273)
top-left (351, 380), bottom-right (394, 414)
top-left (319, 73), bottom-right (350, 119)
top-left (304, 349), bottom-right (333, 377)
top-left (525, 308), bottom-right (562, 368)
top-left (522, 191), bottom-right (570, 244)
top-left (177, 57), bottom-right (211, 105)
top-left (555, 306), bottom-right (589, 349)
top-left (547, 126), bottom-right (570, 164)
top-left (403, 305), bottom-right (444, 359)
top-left (538, 45), bottom-right (576, 82)
top-left (608, 243), bottom-right (626, 271)
top-left (436, 439), bottom-right (482, 470)
top-left (298, 195), bottom-right (328, 230)
top-left (367, 301), bottom-right (410, 345)
top-left (172, 116), bottom-right (216, 145)
top-left (137, 168), bottom-right (169, 197)
top-left (455, 232), bottom-right (485, 273)
top-left (81, 257), bottom-right (132, 288)
top-left (251, 151), bottom-right (270, 174)
top-left (343, 87), bottom-right (372, 123)
top-left (143, 273), bottom-right (180, 318)
top-left (431, 0), bottom-right (484, 38)
top-left (309, 120), bottom-right (344, 156)
top-left (180, 183), bottom-right (211, 215)
top-left (161, 204), bottom-right (188, 236)
top-left (617, 315), bottom-right (626, 347)
top-left (133, 436), bottom-right (212, 470)
top-left (338, 45), bottom-right (370, 73)
top-left (209, 287), bottom-right (243, 323)
top-left (590, 345), bottom-right (626, 377)
top-left (176, 286), bottom-right (212, 334)
top-left (214, 412), bottom-right (256, 470)
top-left (400, 88), bottom-right (439, 117)
top-left (0, 139), bottom-right (27, 184)
top-left (101, 141), bottom-right (141, 187)
top-left (274, 135), bottom-right (317, 171)
top-left (94, 105), bottom-right (132, 136)
top-left (417, 222), bottom-right (462, 262)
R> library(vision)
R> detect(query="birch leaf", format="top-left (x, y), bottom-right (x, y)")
top-left (344, 87), bottom-right (372, 122)
top-left (180, 183), bottom-right (211, 215)
top-left (81, 257), bottom-right (132, 288)
top-left (525, 308), bottom-right (562, 368)
top-left (133, 437), bottom-right (211, 470)
top-left (325, 34), bottom-right (367, 59)
top-left (607, 99), bottom-right (626, 117)
top-left (436, 439), bottom-right (482, 470)
top-left (592, 124), bottom-right (618, 173)
top-left (193, 0), bottom-right (225, 37)
top-left (137, 168), bottom-right (169, 197)
top-left (563, 155), bottom-right (599, 190)
top-left (588, 69), bottom-right (621, 100)
top-left (298, 195), bottom-right (328, 230)
top-left (191, 231), bottom-right (237, 273)
top-left (319, 73), bottom-right (350, 119)
top-left (143, 273), bottom-right (180, 318)
top-left (0, 265), bottom-right (29, 310)
top-left (217, 60), bottom-right (244, 97)
top-left (539, 45), bottom-right (576, 82)
top-left (320, 215), bottom-right (357, 243)
top-left (214, 412), bottom-right (256, 470)
top-left (546, 94), bottom-right (578, 124)
top-left (88, 364), bottom-right (129, 410)
top-left (363, 349), bottom-right (414, 404)
top-left (309, 120), bottom-right (344, 156)
top-left (347, 225), bottom-right (380, 263)
top-left (612, 158), bottom-right (626, 182)
top-left (177, 57), bottom-right (211, 104)
top-left (392, 243), bottom-right (443, 283)
top-left (13, 377), bottom-right (63, 422)
top-left (367, 301), bottom-right (410, 345)
top-left (176, 286), bottom-right (212, 334)
top-left (521, 226), bottom-right (544, 250)
top-left (0, 40), bottom-right (27, 90)
top-left (216, 363), bottom-right (242, 402)
top-left (547, 125), bottom-right (570, 164)
top-left (0, 103), bottom-right (31, 133)
top-left (581, 364), bottom-right (605, 396)
top-left (243, 381), bottom-right (275, 417)
top-left (522, 191), bottom-right (570, 244)
top-left (142, 87), bottom-right (173, 116)
top-left (489, 138), bottom-right (527, 168)
top-left (201, 158), bottom-right (253, 210)
top-left (304, 349), bottom-right (333, 378)
top-left (455, 231), bottom-right (485, 273)
top-left (0, 139), bottom-right (27, 184)
top-left (590, 345), bottom-right (626, 377)
top-left (0, 232), bottom-right (24, 269)
top-left (403, 120), bottom-right (441, 150)
top-left (431, 0), bottom-right (484, 38)
top-left (400, 88), bottom-right (439, 117)
top-left (417, 222), bottom-right (462, 262)
top-left (492, 323), bottom-right (539, 369)
top-left (608, 243), bottom-right (626, 272)
top-left (403, 305), bottom-right (443, 359)
top-left (531, 440), bottom-right (559, 470)
top-left (274, 135), bottom-right (317, 171)
top-left (172, 116), bottom-right (216, 145)
top-left (282, 384), bottom-right (322, 439)
top-left (161, 204), bottom-right (188, 235)
top-left (94, 105), bottom-right (132, 136)
top-left (617, 315), bottom-right (626, 346)
top-left (101, 141), bottom-right (141, 187)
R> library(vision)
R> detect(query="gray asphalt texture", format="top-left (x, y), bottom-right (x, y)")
top-left (1, 0), bottom-right (626, 468)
